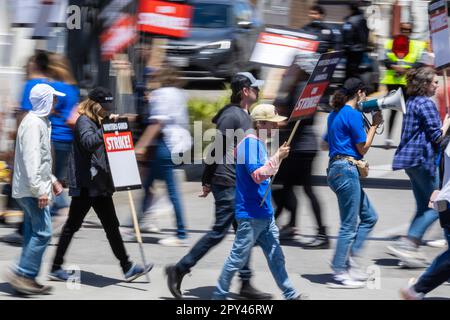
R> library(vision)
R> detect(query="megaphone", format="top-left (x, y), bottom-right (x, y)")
top-left (357, 88), bottom-right (406, 114)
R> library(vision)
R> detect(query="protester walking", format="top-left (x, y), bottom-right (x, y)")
top-left (131, 66), bottom-right (191, 247)
top-left (400, 141), bottom-right (450, 299)
top-left (48, 87), bottom-right (153, 282)
top-left (165, 72), bottom-right (271, 300)
top-left (323, 78), bottom-right (382, 288)
top-left (389, 67), bottom-right (450, 267)
top-left (273, 54), bottom-right (329, 247)
top-left (212, 104), bottom-right (307, 300)
top-left (6, 83), bottom-right (65, 295)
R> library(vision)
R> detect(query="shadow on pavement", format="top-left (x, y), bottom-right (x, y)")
top-left (301, 273), bottom-right (332, 285)
top-left (372, 258), bottom-right (400, 267)
top-left (78, 271), bottom-right (121, 288)
top-left (183, 286), bottom-right (216, 299)
top-left (0, 282), bottom-right (34, 298)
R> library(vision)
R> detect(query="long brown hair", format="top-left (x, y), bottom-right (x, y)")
top-left (48, 53), bottom-right (77, 85)
top-left (77, 98), bottom-right (107, 124)
top-left (406, 67), bottom-right (436, 97)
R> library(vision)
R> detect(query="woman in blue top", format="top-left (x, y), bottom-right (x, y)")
top-left (323, 78), bottom-right (382, 288)
top-left (389, 67), bottom-right (450, 266)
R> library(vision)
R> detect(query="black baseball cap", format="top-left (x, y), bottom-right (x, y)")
top-left (88, 87), bottom-right (114, 109)
top-left (343, 77), bottom-right (366, 96)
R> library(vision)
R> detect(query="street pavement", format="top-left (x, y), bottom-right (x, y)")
top-left (0, 111), bottom-right (449, 300)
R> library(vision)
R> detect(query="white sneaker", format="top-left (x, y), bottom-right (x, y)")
top-left (348, 257), bottom-right (373, 281)
top-left (158, 236), bottom-right (188, 247)
top-left (327, 272), bottom-right (366, 289)
top-left (426, 239), bottom-right (447, 248)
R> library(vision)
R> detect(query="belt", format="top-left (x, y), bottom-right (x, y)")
top-left (332, 155), bottom-right (356, 162)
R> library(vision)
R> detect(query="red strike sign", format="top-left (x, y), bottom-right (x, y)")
top-left (100, 14), bottom-right (137, 61)
top-left (104, 132), bottom-right (134, 153)
top-left (258, 32), bottom-right (319, 52)
top-left (138, 0), bottom-right (192, 38)
top-left (291, 82), bottom-right (328, 118)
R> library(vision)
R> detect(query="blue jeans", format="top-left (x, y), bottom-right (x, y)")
top-left (405, 166), bottom-right (439, 241)
top-left (177, 184), bottom-right (251, 280)
top-left (141, 140), bottom-right (186, 239)
top-left (327, 160), bottom-right (378, 273)
top-left (414, 228), bottom-right (450, 294)
top-left (15, 197), bottom-right (52, 279)
top-left (51, 141), bottom-right (71, 216)
top-left (212, 217), bottom-right (298, 300)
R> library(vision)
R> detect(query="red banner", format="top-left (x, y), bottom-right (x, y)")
top-left (100, 14), bottom-right (137, 61)
top-left (138, 0), bottom-right (192, 38)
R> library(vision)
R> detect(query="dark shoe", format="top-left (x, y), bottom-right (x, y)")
top-left (293, 293), bottom-right (309, 300)
top-left (9, 273), bottom-right (53, 295)
top-left (302, 235), bottom-right (330, 249)
top-left (239, 281), bottom-right (273, 300)
top-left (165, 264), bottom-right (186, 299)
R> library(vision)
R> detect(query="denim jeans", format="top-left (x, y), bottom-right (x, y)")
top-left (405, 165), bottom-right (439, 241)
top-left (15, 197), bottom-right (52, 279)
top-left (414, 228), bottom-right (450, 294)
top-left (51, 141), bottom-right (71, 216)
top-left (212, 217), bottom-right (298, 300)
top-left (141, 140), bottom-right (187, 239)
top-left (177, 184), bottom-right (251, 281)
top-left (327, 159), bottom-right (378, 273)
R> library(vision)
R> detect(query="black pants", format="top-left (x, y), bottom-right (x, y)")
top-left (345, 51), bottom-right (364, 79)
top-left (52, 190), bottom-right (132, 273)
top-left (273, 153), bottom-right (325, 234)
top-left (176, 184), bottom-right (252, 281)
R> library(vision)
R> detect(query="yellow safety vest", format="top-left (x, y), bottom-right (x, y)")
top-left (381, 39), bottom-right (427, 86)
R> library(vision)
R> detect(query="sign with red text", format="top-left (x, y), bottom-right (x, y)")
top-left (137, 0), bottom-right (192, 38)
top-left (289, 51), bottom-right (343, 121)
top-left (250, 27), bottom-right (320, 67)
top-left (429, 0), bottom-right (450, 69)
top-left (102, 119), bottom-right (142, 191)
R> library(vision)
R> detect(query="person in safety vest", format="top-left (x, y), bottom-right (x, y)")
top-left (381, 22), bottom-right (427, 148)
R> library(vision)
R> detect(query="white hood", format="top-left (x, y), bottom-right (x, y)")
top-left (29, 83), bottom-right (66, 117)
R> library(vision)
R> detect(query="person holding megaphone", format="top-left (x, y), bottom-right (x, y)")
top-left (322, 78), bottom-right (383, 288)
top-left (389, 67), bottom-right (450, 267)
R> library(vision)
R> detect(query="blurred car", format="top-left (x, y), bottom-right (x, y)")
top-left (164, 0), bottom-right (263, 79)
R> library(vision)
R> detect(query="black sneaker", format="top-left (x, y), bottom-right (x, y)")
top-left (165, 264), bottom-right (186, 299)
top-left (302, 235), bottom-right (330, 249)
top-left (239, 281), bottom-right (273, 300)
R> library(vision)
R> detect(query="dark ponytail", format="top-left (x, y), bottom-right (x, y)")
top-left (34, 50), bottom-right (50, 74)
top-left (331, 89), bottom-right (349, 111)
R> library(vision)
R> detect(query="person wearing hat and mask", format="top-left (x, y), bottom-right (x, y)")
top-left (165, 72), bottom-right (272, 300)
top-left (323, 78), bottom-right (382, 288)
top-left (7, 83), bottom-right (65, 295)
top-left (212, 103), bottom-right (307, 300)
top-left (48, 87), bottom-right (153, 283)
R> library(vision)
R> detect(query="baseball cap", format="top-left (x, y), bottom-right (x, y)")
top-left (236, 72), bottom-right (264, 88)
top-left (88, 87), bottom-right (114, 108)
top-left (30, 83), bottom-right (65, 100)
top-left (29, 83), bottom-right (65, 117)
top-left (250, 104), bottom-right (287, 122)
top-left (342, 77), bottom-right (366, 97)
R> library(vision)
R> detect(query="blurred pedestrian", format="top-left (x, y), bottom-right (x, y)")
top-left (389, 67), bottom-right (450, 267)
top-left (47, 53), bottom-right (80, 231)
top-left (273, 54), bottom-right (329, 247)
top-left (165, 72), bottom-right (272, 300)
top-left (212, 104), bottom-right (307, 300)
top-left (6, 83), bottom-right (65, 295)
top-left (380, 22), bottom-right (426, 148)
top-left (342, 1), bottom-right (370, 79)
top-left (323, 78), bottom-right (382, 288)
top-left (133, 66), bottom-right (191, 246)
top-left (48, 88), bottom-right (153, 282)
top-left (400, 141), bottom-right (450, 299)
top-left (301, 5), bottom-right (336, 53)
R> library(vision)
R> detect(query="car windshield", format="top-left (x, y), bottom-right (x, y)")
top-left (192, 3), bottom-right (230, 28)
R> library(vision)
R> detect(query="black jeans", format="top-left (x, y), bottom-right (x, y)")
top-left (176, 184), bottom-right (251, 281)
top-left (52, 189), bottom-right (132, 273)
top-left (345, 51), bottom-right (364, 79)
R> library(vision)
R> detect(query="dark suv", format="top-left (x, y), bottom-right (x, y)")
top-left (165, 0), bottom-right (263, 79)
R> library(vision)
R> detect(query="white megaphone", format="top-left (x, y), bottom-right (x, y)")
top-left (357, 88), bottom-right (406, 114)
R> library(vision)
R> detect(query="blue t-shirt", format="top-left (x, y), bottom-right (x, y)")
top-left (235, 135), bottom-right (273, 220)
top-left (20, 78), bottom-right (50, 111)
top-left (324, 105), bottom-right (366, 160)
top-left (48, 82), bottom-right (79, 143)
